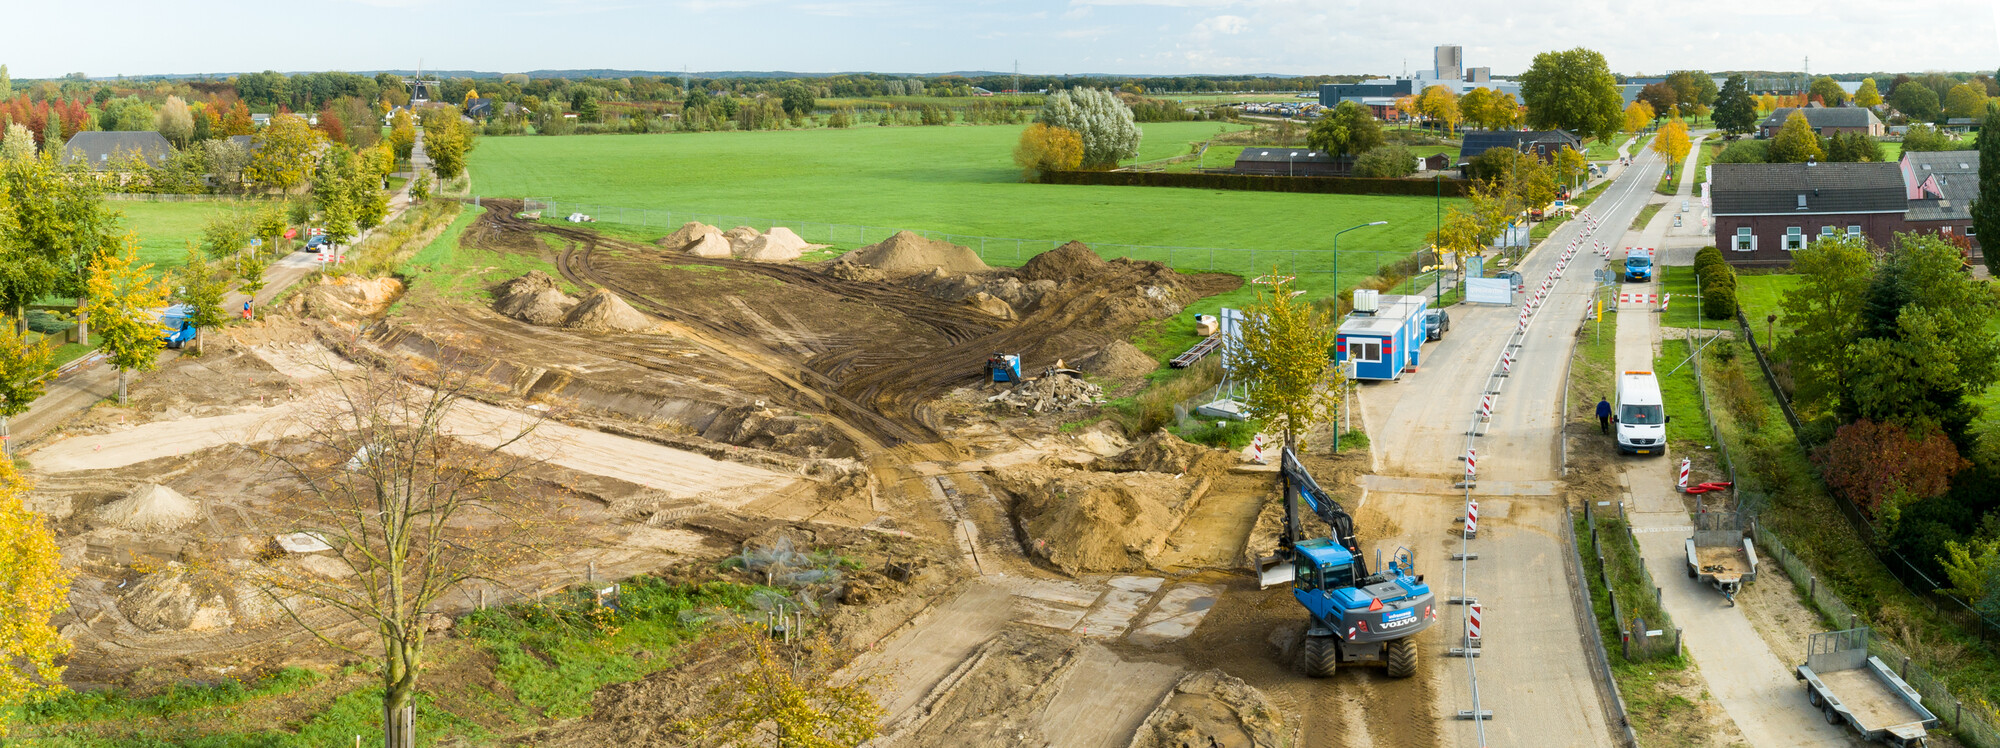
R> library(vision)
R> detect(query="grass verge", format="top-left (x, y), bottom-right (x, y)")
top-left (1654, 338), bottom-right (1717, 449)
top-left (1657, 268), bottom-right (1799, 331)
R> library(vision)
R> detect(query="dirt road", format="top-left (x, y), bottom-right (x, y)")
top-left (1613, 135), bottom-right (1866, 747)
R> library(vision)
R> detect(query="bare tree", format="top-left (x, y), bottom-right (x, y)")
top-left (252, 359), bottom-right (547, 748)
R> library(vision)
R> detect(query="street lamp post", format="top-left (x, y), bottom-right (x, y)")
top-left (1331, 220), bottom-right (1389, 454)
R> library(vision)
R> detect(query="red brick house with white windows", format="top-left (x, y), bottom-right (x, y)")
top-left (1710, 162), bottom-right (1907, 268)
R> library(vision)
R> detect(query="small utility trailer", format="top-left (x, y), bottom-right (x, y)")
top-left (1685, 511), bottom-right (1757, 605)
top-left (1796, 628), bottom-right (1938, 747)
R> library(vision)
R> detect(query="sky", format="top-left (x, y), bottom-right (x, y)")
top-left (5, 0), bottom-right (1998, 80)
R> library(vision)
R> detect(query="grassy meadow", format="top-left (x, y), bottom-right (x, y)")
top-left (111, 201), bottom-right (261, 270)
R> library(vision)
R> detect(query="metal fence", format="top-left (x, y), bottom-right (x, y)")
top-left (1682, 329), bottom-right (2000, 747)
top-left (1564, 506), bottom-right (1640, 747)
top-left (1583, 501), bottom-right (1682, 662)
top-left (519, 197), bottom-right (1420, 278)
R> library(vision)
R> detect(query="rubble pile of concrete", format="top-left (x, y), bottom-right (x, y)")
top-left (988, 372), bottom-right (1104, 413)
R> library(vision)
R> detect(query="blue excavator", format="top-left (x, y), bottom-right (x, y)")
top-left (1260, 446), bottom-right (1436, 678)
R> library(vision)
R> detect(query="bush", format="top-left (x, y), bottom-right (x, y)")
top-left (1812, 420), bottom-right (1968, 525)
top-left (1715, 139), bottom-right (1769, 164)
top-left (1701, 283), bottom-right (1737, 319)
top-left (1176, 418), bottom-right (1260, 449)
top-left (1694, 245), bottom-right (1725, 270)
top-left (1040, 169), bottom-right (1474, 197)
top-left (1353, 145), bottom-right (1417, 178)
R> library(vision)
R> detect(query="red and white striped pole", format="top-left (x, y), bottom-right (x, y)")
top-left (1467, 602), bottom-right (1483, 646)
top-left (1679, 458), bottom-right (1691, 493)
top-left (1660, 294), bottom-right (1670, 313)
top-left (1465, 447), bottom-right (1477, 481)
top-left (1252, 434), bottom-right (1267, 465)
top-left (1478, 394), bottom-right (1494, 420)
top-left (1465, 499), bottom-right (1479, 538)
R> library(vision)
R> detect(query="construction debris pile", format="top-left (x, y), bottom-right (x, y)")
top-left (658, 221), bottom-right (819, 262)
top-left (492, 270), bottom-right (578, 325)
top-left (988, 370), bottom-right (1104, 412)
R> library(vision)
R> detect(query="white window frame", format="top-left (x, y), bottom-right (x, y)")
top-left (1733, 227), bottom-right (1756, 252)
top-left (1351, 340), bottom-right (1383, 363)
top-left (1819, 226), bottom-right (1836, 243)
top-left (1847, 225), bottom-right (1862, 237)
top-left (1784, 227), bottom-right (1807, 251)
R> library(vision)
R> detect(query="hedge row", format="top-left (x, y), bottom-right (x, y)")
top-left (1693, 246), bottom-right (1738, 319)
top-left (1038, 170), bottom-right (1473, 198)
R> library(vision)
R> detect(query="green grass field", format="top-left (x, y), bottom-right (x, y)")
top-left (1585, 133), bottom-right (1635, 161)
top-left (1659, 268), bottom-right (1799, 332)
top-left (111, 201), bottom-right (262, 270)
top-left (469, 123), bottom-right (1463, 324)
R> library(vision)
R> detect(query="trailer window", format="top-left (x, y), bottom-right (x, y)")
top-left (1351, 341), bottom-right (1382, 363)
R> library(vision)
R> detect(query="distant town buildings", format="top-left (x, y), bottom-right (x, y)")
top-left (1318, 45), bottom-right (1519, 116)
top-left (1434, 45), bottom-right (1463, 81)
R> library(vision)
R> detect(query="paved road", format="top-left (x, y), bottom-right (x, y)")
top-left (1612, 135), bottom-right (1865, 747)
top-left (1356, 136), bottom-right (1667, 747)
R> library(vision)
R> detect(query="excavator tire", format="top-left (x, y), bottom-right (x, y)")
top-left (1386, 638), bottom-right (1419, 678)
top-left (1302, 637), bottom-right (1338, 678)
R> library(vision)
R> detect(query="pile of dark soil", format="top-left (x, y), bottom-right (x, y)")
top-left (1092, 429), bottom-right (1236, 480)
top-left (492, 270), bottom-right (579, 325)
top-left (1016, 241), bottom-right (1110, 282)
top-left (990, 465), bottom-right (1208, 574)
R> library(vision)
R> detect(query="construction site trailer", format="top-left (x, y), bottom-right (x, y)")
top-left (1335, 293), bottom-right (1428, 381)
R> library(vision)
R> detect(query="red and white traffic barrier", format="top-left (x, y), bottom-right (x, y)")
top-left (1660, 294), bottom-right (1671, 312)
top-left (1467, 602), bottom-right (1483, 643)
top-left (1465, 499), bottom-right (1480, 538)
top-left (1466, 448), bottom-right (1476, 479)
top-left (1252, 434), bottom-right (1267, 464)
top-left (1678, 458), bottom-right (1691, 492)
top-left (1500, 351), bottom-right (1513, 375)
top-left (1478, 394), bottom-right (1494, 420)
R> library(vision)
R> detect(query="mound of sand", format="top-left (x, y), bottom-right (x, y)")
top-left (1129, 670), bottom-right (1287, 748)
top-left (1017, 240), bottom-right (1110, 283)
top-left (734, 226), bottom-right (811, 262)
top-left (118, 562), bottom-right (234, 632)
top-left (990, 466), bottom-right (1208, 574)
top-left (492, 270), bottom-right (579, 325)
top-left (838, 231), bottom-right (990, 274)
top-left (723, 226), bottom-right (761, 245)
top-left (658, 221), bottom-right (724, 251)
top-left (563, 289), bottom-right (655, 332)
top-left (296, 276), bottom-right (404, 320)
top-left (1092, 429), bottom-right (1235, 479)
top-left (1079, 340), bottom-right (1158, 380)
top-left (685, 232), bottom-right (732, 258)
top-left (95, 483), bottom-right (201, 533)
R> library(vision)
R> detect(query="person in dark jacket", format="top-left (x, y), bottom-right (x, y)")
top-left (1597, 398), bottom-right (1613, 435)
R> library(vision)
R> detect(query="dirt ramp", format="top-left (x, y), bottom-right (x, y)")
top-left (562, 289), bottom-right (656, 332)
top-left (1128, 670), bottom-right (1288, 748)
top-left (991, 465), bottom-right (1209, 574)
top-left (838, 231), bottom-right (990, 274)
top-left (492, 270), bottom-right (579, 325)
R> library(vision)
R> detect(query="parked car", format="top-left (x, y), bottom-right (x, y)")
top-left (305, 235), bottom-right (329, 249)
top-left (1496, 270), bottom-right (1525, 294)
top-left (1424, 309), bottom-right (1450, 341)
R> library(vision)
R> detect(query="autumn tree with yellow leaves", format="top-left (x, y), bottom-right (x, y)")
top-left (1234, 275), bottom-right (1344, 449)
top-left (0, 459), bottom-right (72, 735)
top-left (82, 239), bottom-right (168, 405)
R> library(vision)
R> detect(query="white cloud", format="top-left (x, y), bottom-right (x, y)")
top-left (1194, 14), bottom-right (1248, 34)
top-left (1070, 0), bottom-right (1248, 7)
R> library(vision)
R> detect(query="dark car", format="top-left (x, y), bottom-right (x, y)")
top-left (1424, 309), bottom-right (1450, 341)
top-left (1496, 270), bottom-right (1525, 294)
top-left (305, 235), bottom-right (329, 249)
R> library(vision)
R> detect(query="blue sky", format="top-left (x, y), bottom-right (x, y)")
top-left (6, 0), bottom-right (1997, 79)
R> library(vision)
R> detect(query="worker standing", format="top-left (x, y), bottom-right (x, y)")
top-left (242, 299), bottom-right (253, 320)
top-left (1597, 398), bottom-right (1613, 435)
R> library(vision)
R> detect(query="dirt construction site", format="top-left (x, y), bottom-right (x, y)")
top-left (17, 182), bottom-right (1706, 746)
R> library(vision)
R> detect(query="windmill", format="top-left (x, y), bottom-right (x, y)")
top-left (403, 60), bottom-right (441, 105)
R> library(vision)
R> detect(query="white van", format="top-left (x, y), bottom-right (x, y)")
top-left (1614, 371), bottom-right (1669, 455)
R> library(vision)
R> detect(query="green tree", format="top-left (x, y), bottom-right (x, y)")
top-left (155, 95), bottom-right (194, 147)
top-left (779, 80), bottom-right (816, 116)
top-left (253, 206), bottom-right (289, 255)
top-left (1714, 138), bottom-right (1769, 163)
top-left (0, 457), bottom-right (71, 734)
top-left (171, 245), bottom-right (230, 355)
top-left (1012, 123), bottom-right (1082, 179)
top-left (200, 213), bottom-right (249, 259)
top-left (423, 115), bottom-right (474, 181)
top-left (315, 150), bottom-right (358, 253)
top-left (1234, 274), bottom-right (1343, 448)
top-left (1352, 145), bottom-right (1417, 178)
top-left (1972, 108), bottom-right (2000, 276)
top-left (0, 65), bottom-right (9, 99)
top-left (1854, 78), bottom-right (1883, 108)
top-left (0, 153), bottom-right (121, 336)
top-left (1901, 124), bottom-right (1955, 153)
top-left (1459, 88), bottom-right (1493, 129)
top-left (82, 239), bottom-right (168, 405)
top-left (1553, 145), bottom-right (1588, 190)
top-left (0, 324), bottom-right (55, 458)
top-left (1845, 235), bottom-right (2000, 439)
top-left (238, 251), bottom-right (269, 299)
top-left (1652, 118), bottom-right (1691, 168)
top-left (1306, 101), bottom-right (1384, 157)
top-left (1713, 74), bottom-right (1758, 136)
top-left (1419, 85), bottom-right (1461, 133)
top-left (1892, 82), bottom-right (1941, 122)
top-left (1766, 111), bottom-right (1826, 163)
top-left (1636, 83), bottom-right (1678, 123)
top-left (1519, 47), bottom-right (1623, 142)
top-left (1665, 70), bottom-right (1718, 116)
top-left (0, 123), bottom-right (33, 163)
top-left (1944, 82), bottom-right (1989, 120)
top-left (246, 114), bottom-right (320, 192)
top-left (1779, 235), bottom-right (1876, 418)
top-left (1826, 131), bottom-right (1884, 163)
top-left (1035, 88), bottom-right (1141, 169)
top-left (678, 624), bottom-right (887, 747)
top-left (1809, 76), bottom-right (1849, 107)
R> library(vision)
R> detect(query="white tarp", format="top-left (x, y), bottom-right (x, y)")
top-left (1467, 277), bottom-right (1514, 305)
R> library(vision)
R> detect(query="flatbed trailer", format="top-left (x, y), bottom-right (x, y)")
top-left (1685, 511), bottom-right (1757, 605)
top-left (1796, 628), bottom-right (1937, 747)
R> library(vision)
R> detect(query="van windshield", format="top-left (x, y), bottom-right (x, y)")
top-left (1621, 404), bottom-right (1663, 424)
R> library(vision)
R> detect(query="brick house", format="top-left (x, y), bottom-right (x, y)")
top-left (62, 131), bottom-right (172, 171)
top-left (1710, 162), bottom-right (1907, 267)
top-left (1900, 150), bottom-right (1984, 259)
top-left (1757, 106), bottom-right (1884, 138)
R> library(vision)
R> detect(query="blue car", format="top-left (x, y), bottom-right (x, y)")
top-left (305, 235), bottom-right (329, 250)
top-left (159, 304), bottom-right (198, 349)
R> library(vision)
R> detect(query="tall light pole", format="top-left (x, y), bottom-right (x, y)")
top-left (1331, 220), bottom-right (1389, 454)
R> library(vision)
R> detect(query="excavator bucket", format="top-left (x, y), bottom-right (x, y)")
top-left (1258, 554), bottom-right (1295, 589)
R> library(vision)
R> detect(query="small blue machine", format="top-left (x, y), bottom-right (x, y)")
top-left (986, 353), bottom-right (1021, 383)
